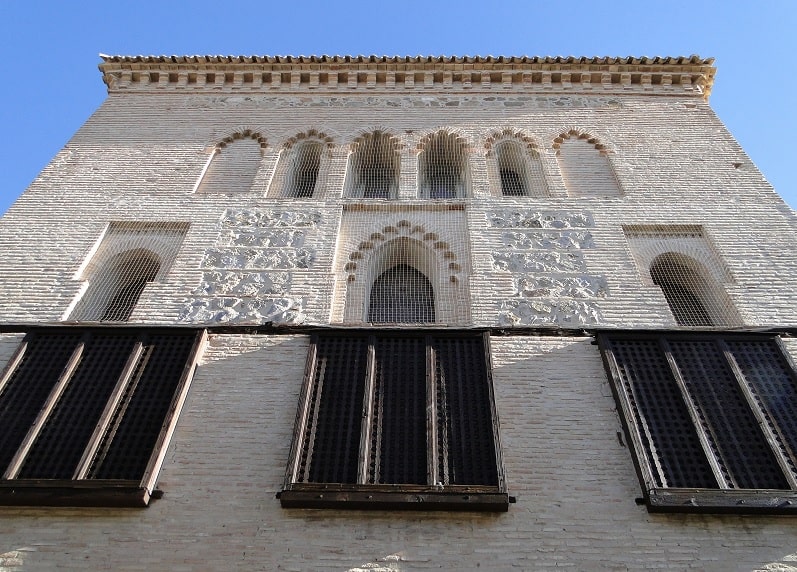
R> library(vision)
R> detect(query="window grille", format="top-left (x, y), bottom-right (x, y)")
top-left (69, 222), bottom-right (188, 323)
top-left (599, 331), bottom-right (797, 513)
top-left (281, 331), bottom-right (507, 511)
top-left (286, 141), bottom-right (322, 198)
top-left (492, 139), bottom-right (548, 197)
top-left (418, 132), bottom-right (468, 199)
top-left (649, 252), bottom-right (736, 327)
top-left (346, 131), bottom-right (400, 199)
top-left (367, 264), bottom-right (435, 324)
top-left (0, 328), bottom-right (202, 506)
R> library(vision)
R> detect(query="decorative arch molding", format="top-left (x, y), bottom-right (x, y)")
top-left (280, 128), bottom-right (335, 151)
top-left (484, 128), bottom-right (542, 156)
top-left (551, 128), bottom-right (614, 155)
top-left (348, 127), bottom-right (403, 152)
top-left (338, 217), bottom-right (470, 325)
top-left (343, 219), bottom-right (461, 284)
top-left (629, 240), bottom-right (735, 287)
top-left (416, 130), bottom-right (472, 199)
top-left (213, 126), bottom-right (268, 151)
top-left (415, 128), bottom-right (472, 154)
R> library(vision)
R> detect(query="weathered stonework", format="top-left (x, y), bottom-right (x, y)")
top-left (500, 230), bottom-right (594, 250)
top-left (491, 251), bottom-right (588, 274)
top-left (487, 209), bottom-right (593, 229)
top-left (191, 270), bottom-right (291, 296)
top-left (179, 296), bottom-right (304, 324)
top-left (201, 247), bottom-right (314, 270)
top-left (498, 298), bottom-right (601, 325)
top-left (221, 208), bottom-right (321, 228)
top-left (513, 274), bottom-right (607, 298)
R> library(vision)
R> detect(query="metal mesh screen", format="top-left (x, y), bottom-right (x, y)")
top-left (434, 335), bottom-right (499, 486)
top-left (419, 132), bottom-right (468, 199)
top-left (294, 332), bottom-right (500, 488)
top-left (368, 264), bottom-right (435, 324)
top-left (650, 254), bottom-right (716, 326)
top-left (371, 336), bottom-right (427, 484)
top-left (89, 331), bottom-right (198, 480)
top-left (0, 329), bottom-right (198, 483)
top-left (69, 222), bottom-right (188, 322)
top-left (286, 141), bottom-right (322, 198)
top-left (605, 338), bottom-right (716, 488)
top-left (493, 140), bottom-right (548, 197)
top-left (0, 332), bottom-right (82, 474)
top-left (18, 333), bottom-right (138, 479)
top-left (347, 131), bottom-right (400, 199)
top-left (300, 336), bottom-right (368, 484)
top-left (602, 333), bottom-right (796, 491)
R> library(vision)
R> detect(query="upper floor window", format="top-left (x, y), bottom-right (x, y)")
top-left (346, 131), bottom-right (400, 199)
top-left (490, 137), bottom-right (549, 197)
top-left (196, 132), bottom-right (266, 194)
top-left (68, 222), bottom-right (188, 323)
top-left (554, 131), bottom-right (620, 197)
top-left (418, 132), bottom-right (468, 199)
top-left (286, 141), bottom-right (322, 198)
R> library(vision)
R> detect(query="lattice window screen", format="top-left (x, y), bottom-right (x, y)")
top-left (624, 226), bottom-right (740, 327)
top-left (494, 140), bottom-right (548, 197)
top-left (368, 264), bottom-right (435, 324)
top-left (346, 131), bottom-right (400, 199)
top-left (286, 141), bottom-right (322, 198)
top-left (69, 222), bottom-right (188, 322)
top-left (419, 132), bottom-right (468, 199)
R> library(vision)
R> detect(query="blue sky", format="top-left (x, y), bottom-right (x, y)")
top-left (1, 1), bottom-right (795, 212)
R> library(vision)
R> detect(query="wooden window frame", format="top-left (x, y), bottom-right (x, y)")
top-left (599, 330), bottom-right (797, 514)
top-left (280, 330), bottom-right (508, 511)
top-left (0, 327), bottom-right (205, 507)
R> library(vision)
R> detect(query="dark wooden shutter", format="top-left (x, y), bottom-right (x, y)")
top-left (302, 335), bottom-right (368, 484)
top-left (607, 338), bottom-right (717, 488)
top-left (669, 340), bottom-right (789, 489)
top-left (89, 331), bottom-right (198, 480)
top-left (371, 336), bottom-right (427, 485)
top-left (18, 333), bottom-right (138, 479)
top-left (434, 335), bottom-right (499, 486)
top-left (0, 332), bottom-right (82, 474)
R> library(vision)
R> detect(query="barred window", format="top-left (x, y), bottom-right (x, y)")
top-left (0, 328), bottom-right (202, 506)
top-left (280, 331), bottom-right (507, 511)
top-left (346, 131), bottom-right (400, 199)
top-left (367, 264), bottom-right (435, 324)
top-left (287, 141), bottom-right (322, 198)
top-left (493, 139), bottom-right (548, 197)
top-left (418, 132), bottom-right (468, 199)
top-left (650, 253), bottom-right (716, 326)
top-left (599, 331), bottom-right (797, 513)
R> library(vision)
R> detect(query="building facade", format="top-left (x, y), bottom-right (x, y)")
top-left (0, 54), bottom-right (796, 570)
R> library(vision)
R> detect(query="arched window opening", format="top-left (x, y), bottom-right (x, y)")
top-left (650, 253), bottom-right (717, 327)
top-left (368, 264), bottom-right (435, 324)
top-left (287, 141), bottom-right (322, 198)
top-left (197, 136), bottom-right (262, 194)
top-left (557, 135), bottom-right (620, 197)
top-left (347, 131), bottom-right (400, 199)
top-left (419, 132), bottom-right (468, 199)
top-left (97, 249), bottom-right (161, 322)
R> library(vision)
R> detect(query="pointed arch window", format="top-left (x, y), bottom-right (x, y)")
top-left (419, 132), bottom-right (468, 199)
top-left (368, 264), bottom-right (435, 324)
top-left (346, 131), bottom-right (400, 199)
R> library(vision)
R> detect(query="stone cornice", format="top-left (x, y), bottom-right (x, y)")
top-left (98, 54), bottom-right (717, 99)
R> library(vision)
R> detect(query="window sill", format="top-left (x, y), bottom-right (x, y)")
top-left (645, 488), bottom-right (797, 514)
top-left (0, 480), bottom-right (154, 508)
top-left (279, 484), bottom-right (509, 512)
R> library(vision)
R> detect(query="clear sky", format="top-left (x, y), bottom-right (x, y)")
top-left (1, 1), bottom-right (795, 213)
